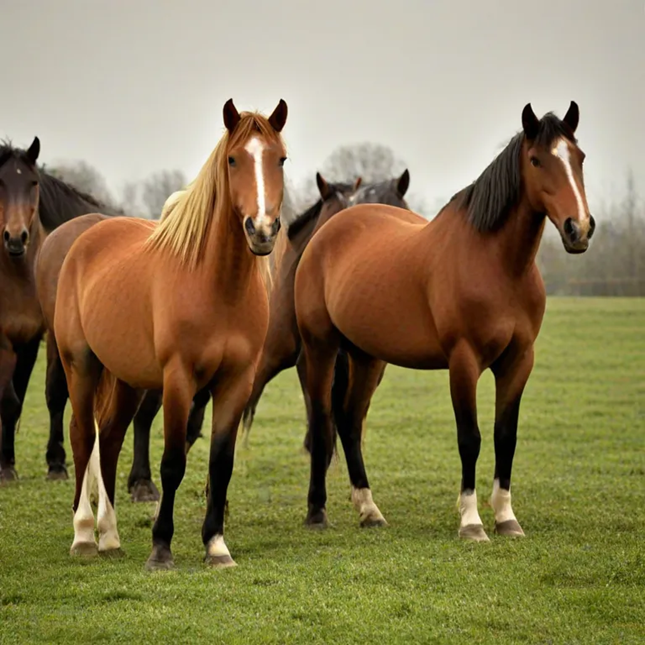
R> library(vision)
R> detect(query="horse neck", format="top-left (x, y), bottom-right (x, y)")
top-left (202, 204), bottom-right (260, 299)
top-left (496, 195), bottom-right (546, 276)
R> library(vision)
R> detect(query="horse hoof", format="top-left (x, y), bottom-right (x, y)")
top-left (305, 510), bottom-right (329, 529)
top-left (205, 554), bottom-right (237, 569)
top-left (145, 545), bottom-right (174, 571)
top-left (495, 519), bottom-right (525, 537)
top-left (459, 523), bottom-right (490, 543)
top-left (130, 480), bottom-right (160, 503)
top-left (360, 515), bottom-right (388, 528)
top-left (47, 466), bottom-right (68, 481)
top-left (99, 547), bottom-right (125, 558)
top-left (0, 466), bottom-right (18, 482)
top-left (70, 541), bottom-right (99, 557)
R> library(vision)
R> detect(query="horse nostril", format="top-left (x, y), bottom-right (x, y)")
top-left (20, 230), bottom-right (29, 245)
top-left (3, 230), bottom-right (9, 243)
top-left (272, 218), bottom-right (281, 235)
top-left (563, 218), bottom-right (577, 242)
top-left (588, 215), bottom-right (596, 239)
top-left (245, 218), bottom-right (256, 236)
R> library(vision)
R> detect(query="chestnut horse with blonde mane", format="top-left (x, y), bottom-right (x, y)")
top-left (295, 102), bottom-right (594, 541)
top-left (54, 98), bottom-right (288, 569)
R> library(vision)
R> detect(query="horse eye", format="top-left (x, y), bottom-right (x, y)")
top-left (530, 156), bottom-right (540, 168)
top-left (279, 157), bottom-right (287, 167)
top-left (228, 156), bottom-right (236, 167)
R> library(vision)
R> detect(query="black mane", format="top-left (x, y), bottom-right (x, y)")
top-left (454, 113), bottom-right (577, 232)
top-left (0, 139), bottom-right (123, 233)
top-left (287, 180), bottom-right (355, 241)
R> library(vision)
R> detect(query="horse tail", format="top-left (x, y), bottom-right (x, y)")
top-left (330, 349), bottom-right (351, 456)
top-left (94, 368), bottom-right (118, 430)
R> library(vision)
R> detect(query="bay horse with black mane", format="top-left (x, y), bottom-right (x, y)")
top-left (54, 98), bottom-right (288, 569)
top-left (241, 169), bottom-right (411, 442)
top-left (295, 102), bottom-right (594, 540)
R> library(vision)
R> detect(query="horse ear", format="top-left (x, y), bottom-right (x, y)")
top-left (522, 103), bottom-right (540, 140)
top-left (563, 100), bottom-right (579, 133)
top-left (353, 176), bottom-right (362, 191)
top-left (26, 136), bottom-right (40, 165)
top-left (316, 172), bottom-right (331, 200)
top-left (223, 99), bottom-right (241, 132)
top-left (396, 169), bottom-right (410, 197)
top-left (269, 99), bottom-right (288, 132)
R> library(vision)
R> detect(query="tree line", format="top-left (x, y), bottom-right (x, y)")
top-left (45, 146), bottom-right (644, 297)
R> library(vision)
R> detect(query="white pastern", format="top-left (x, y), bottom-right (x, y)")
top-left (351, 487), bottom-right (386, 523)
top-left (71, 437), bottom-right (99, 551)
top-left (206, 534), bottom-right (231, 558)
top-left (553, 138), bottom-right (588, 228)
top-left (244, 136), bottom-right (267, 227)
top-left (490, 479), bottom-right (518, 524)
top-left (458, 489), bottom-right (483, 527)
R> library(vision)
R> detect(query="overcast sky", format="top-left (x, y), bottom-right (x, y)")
top-left (1, 0), bottom-right (643, 214)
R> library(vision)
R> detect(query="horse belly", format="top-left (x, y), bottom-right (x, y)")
top-left (331, 282), bottom-right (448, 370)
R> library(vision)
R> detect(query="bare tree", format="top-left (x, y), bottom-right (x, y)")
top-left (46, 160), bottom-right (114, 206)
top-left (321, 142), bottom-right (404, 183)
top-left (141, 169), bottom-right (187, 219)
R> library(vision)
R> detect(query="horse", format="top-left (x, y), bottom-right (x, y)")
top-left (0, 138), bottom-right (127, 481)
top-left (241, 169), bottom-right (412, 443)
top-left (53, 98), bottom-right (288, 569)
top-left (36, 213), bottom-right (208, 500)
top-left (294, 102), bottom-right (594, 540)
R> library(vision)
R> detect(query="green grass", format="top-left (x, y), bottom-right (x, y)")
top-left (1, 297), bottom-right (644, 644)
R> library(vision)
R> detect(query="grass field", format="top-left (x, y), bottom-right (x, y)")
top-left (1, 298), bottom-right (644, 644)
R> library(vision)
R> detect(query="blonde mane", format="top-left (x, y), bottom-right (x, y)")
top-left (145, 111), bottom-right (285, 276)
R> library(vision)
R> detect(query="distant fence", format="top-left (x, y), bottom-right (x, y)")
top-left (545, 278), bottom-right (645, 297)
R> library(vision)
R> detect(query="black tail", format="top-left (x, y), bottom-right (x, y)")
top-left (303, 349), bottom-right (349, 456)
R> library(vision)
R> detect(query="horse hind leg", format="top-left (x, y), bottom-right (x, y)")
top-left (334, 349), bottom-right (388, 528)
top-left (97, 379), bottom-right (144, 552)
top-left (65, 352), bottom-right (103, 557)
top-left (128, 389), bottom-right (162, 503)
top-left (45, 334), bottom-right (69, 480)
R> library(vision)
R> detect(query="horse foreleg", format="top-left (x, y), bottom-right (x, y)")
top-left (490, 346), bottom-right (534, 538)
top-left (449, 342), bottom-right (488, 542)
top-left (241, 316), bottom-right (300, 439)
top-left (186, 386), bottom-right (210, 452)
top-left (0, 336), bottom-right (18, 482)
top-left (202, 367), bottom-right (254, 569)
top-left (146, 363), bottom-right (193, 571)
top-left (128, 389), bottom-right (162, 502)
top-left (45, 333), bottom-right (70, 480)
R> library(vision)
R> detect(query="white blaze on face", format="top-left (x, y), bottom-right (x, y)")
top-left (244, 136), bottom-right (268, 227)
top-left (552, 138), bottom-right (589, 230)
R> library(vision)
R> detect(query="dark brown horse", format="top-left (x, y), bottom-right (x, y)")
top-left (241, 169), bottom-right (411, 442)
top-left (54, 99), bottom-right (288, 569)
top-left (0, 138), bottom-right (128, 481)
top-left (295, 102), bottom-right (594, 540)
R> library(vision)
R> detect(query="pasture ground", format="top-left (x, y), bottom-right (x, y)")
top-left (1, 298), bottom-right (644, 644)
